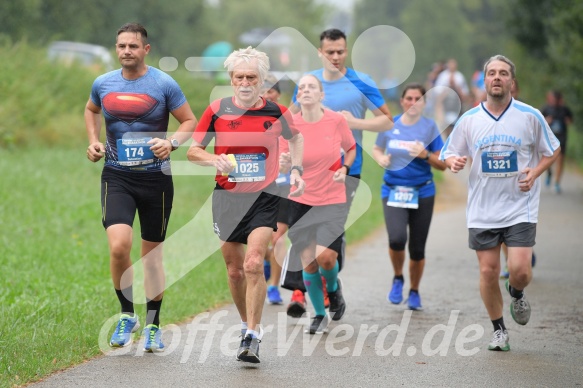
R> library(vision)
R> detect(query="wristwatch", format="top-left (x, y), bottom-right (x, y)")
top-left (168, 137), bottom-right (179, 151)
top-left (290, 165), bottom-right (304, 176)
top-left (423, 151), bottom-right (431, 160)
top-left (342, 164), bottom-right (351, 174)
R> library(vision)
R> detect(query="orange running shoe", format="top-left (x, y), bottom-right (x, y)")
top-left (322, 276), bottom-right (330, 308)
top-left (286, 289), bottom-right (307, 318)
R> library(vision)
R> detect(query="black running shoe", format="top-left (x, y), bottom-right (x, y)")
top-left (328, 278), bottom-right (346, 321)
top-left (237, 335), bottom-right (261, 363)
top-left (306, 315), bottom-right (329, 334)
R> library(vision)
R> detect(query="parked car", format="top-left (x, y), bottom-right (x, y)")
top-left (47, 41), bottom-right (114, 71)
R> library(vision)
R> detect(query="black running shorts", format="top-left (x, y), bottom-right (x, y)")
top-left (101, 167), bottom-right (173, 242)
top-left (211, 184), bottom-right (280, 244)
top-left (275, 185), bottom-right (291, 225)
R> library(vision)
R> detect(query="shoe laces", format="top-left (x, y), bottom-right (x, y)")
top-left (515, 298), bottom-right (528, 313)
top-left (492, 329), bottom-right (507, 342)
top-left (147, 325), bottom-right (159, 342)
top-left (242, 335), bottom-right (261, 346)
top-left (115, 317), bottom-right (132, 335)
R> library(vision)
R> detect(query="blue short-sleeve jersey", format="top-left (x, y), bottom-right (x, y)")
top-left (375, 115), bottom-right (443, 198)
top-left (90, 66), bottom-right (187, 172)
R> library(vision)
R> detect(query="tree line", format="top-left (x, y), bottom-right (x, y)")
top-left (1, 0), bottom-right (580, 131)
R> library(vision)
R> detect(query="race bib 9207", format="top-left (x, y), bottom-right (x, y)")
top-left (387, 186), bottom-right (419, 209)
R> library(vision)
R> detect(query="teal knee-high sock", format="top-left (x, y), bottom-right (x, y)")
top-left (319, 261), bottom-right (339, 292)
top-left (303, 270), bottom-right (326, 316)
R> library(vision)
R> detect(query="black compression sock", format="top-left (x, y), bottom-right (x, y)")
top-left (115, 287), bottom-right (134, 315)
top-left (509, 285), bottom-right (524, 299)
top-left (146, 298), bottom-right (163, 327)
top-left (492, 317), bottom-right (506, 332)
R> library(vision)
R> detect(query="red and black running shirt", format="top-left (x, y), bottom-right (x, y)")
top-left (193, 96), bottom-right (298, 192)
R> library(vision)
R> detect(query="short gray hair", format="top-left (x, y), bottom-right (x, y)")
top-left (483, 55), bottom-right (516, 79)
top-left (224, 46), bottom-right (270, 83)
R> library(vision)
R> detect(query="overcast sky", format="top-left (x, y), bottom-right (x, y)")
top-left (318, 0), bottom-right (355, 11)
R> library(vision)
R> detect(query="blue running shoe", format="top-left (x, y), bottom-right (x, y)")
top-left (264, 259), bottom-right (271, 281)
top-left (267, 285), bottom-right (283, 304)
top-left (407, 290), bottom-right (422, 310)
top-left (110, 314), bottom-right (140, 347)
top-left (388, 278), bottom-right (404, 304)
top-left (143, 324), bottom-right (165, 353)
top-left (500, 266), bottom-right (509, 279)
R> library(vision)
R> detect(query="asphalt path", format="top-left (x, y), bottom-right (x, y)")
top-left (34, 169), bottom-right (583, 387)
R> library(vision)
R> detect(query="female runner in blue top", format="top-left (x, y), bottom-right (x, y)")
top-left (372, 83), bottom-right (446, 310)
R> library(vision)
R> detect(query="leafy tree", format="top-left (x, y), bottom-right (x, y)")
top-left (507, 0), bottom-right (582, 126)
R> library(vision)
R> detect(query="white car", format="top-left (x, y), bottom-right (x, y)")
top-left (48, 41), bottom-right (114, 71)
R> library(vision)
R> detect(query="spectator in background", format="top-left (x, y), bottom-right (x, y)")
top-left (380, 69), bottom-right (400, 104)
top-left (511, 79), bottom-right (520, 100)
top-left (423, 61), bottom-right (445, 119)
top-left (471, 68), bottom-right (486, 106)
top-left (434, 58), bottom-right (469, 138)
top-left (541, 90), bottom-right (573, 194)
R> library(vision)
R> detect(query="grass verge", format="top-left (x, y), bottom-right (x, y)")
top-left (0, 144), bottom-right (387, 387)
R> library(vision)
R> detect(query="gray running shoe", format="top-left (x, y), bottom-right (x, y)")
top-left (488, 329), bottom-right (510, 351)
top-left (506, 280), bottom-right (531, 325)
top-left (237, 335), bottom-right (261, 363)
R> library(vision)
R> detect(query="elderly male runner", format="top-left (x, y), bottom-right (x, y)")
top-left (187, 47), bottom-right (305, 364)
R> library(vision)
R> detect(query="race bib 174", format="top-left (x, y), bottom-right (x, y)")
top-left (117, 137), bottom-right (155, 166)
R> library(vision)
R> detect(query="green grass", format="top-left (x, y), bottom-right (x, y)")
top-left (0, 144), bottom-right (388, 387)
top-left (0, 148), bottom-right (232, 387)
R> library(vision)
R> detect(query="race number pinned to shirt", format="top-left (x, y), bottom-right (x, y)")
top-left (481, 150), bottom-right (518, 177)
top-left (227, 153), bottom-right (266, 182)
top-left (117, 137), bottom-right (155, 166)
top-left (275, 172), bottom-right (291, 186)
top-left (387, 186), bottom-right (419, 209)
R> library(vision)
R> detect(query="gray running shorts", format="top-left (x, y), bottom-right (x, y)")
top-left (468, 222), bottom-right (536, 250)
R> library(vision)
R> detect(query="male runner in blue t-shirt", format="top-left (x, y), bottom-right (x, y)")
top-left (85, 23), bottom-right (197, 352)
